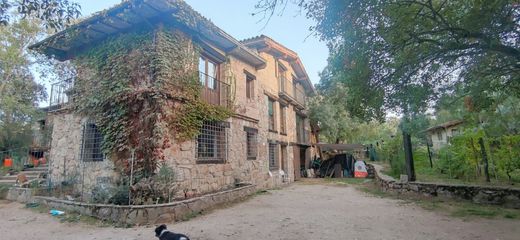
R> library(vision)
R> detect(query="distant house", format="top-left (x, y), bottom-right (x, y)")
top-left (425, 120), bottom-right (464, 151)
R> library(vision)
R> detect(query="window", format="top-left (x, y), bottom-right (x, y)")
top-left (437, 131), bottom-right (443, 141)
top-left (81, 120), bottom-right (104, 162)
top-left (197, 121), bottom-right (228, 163)
top-left (280, 105), bottom-right (287, 134)
top-left (244, 127), bottom-right (258, 160)
top-left (268, 141), bottom-right (279, 170)
top-left (245, 72), bottom-right (255, 99)
top-left (268, 98), bottom-right (276, 131)
top-left (199, 56), bottom-right (218, 90)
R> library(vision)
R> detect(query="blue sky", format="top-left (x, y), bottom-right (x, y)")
top-left (74, 0), bottom-right (328, 84)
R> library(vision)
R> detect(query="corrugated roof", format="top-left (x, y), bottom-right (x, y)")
top-left (425, 120), bottom-right (464, 132)
top-left (316, 143), bottom-right (366, 152)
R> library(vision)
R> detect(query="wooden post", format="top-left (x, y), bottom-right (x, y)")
top-left (426, 142), bottom-right (433, 168)
top-left (403, 131), bottom-right (416, 181)
top-left (478, 137), bottom-right (490, 182)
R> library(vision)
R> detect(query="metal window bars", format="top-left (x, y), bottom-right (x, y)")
top-left (246, 131), bottom-right (258, 160)
top-left (49, 78), bottom-right (74, 110)
top-left (197, 121), bottom-right (228, 163)
top-left (80, 120), bottom-right (104, 162)
top-left (268, 142), bottom-right (279, 170)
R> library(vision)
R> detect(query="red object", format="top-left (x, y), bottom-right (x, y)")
top-left (3, 158), bottom-right (13, 168)
top-left (32, 158), bottom-right (39, 167)
top-left (39, 157), bottom-right (47, 165)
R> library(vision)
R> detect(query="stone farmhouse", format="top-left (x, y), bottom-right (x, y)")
top-left (31, 0), bottom-right (317, 200)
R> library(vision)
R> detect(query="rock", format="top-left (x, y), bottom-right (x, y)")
top-left (400, 175), bottom-right (408, 183)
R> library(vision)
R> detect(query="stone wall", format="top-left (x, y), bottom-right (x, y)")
top-left (34, 184), bottom-right (256, 225)
top-left (47, 112), bottom-right (119, 199)
top-left (371, 164), bottom-right (520, 209)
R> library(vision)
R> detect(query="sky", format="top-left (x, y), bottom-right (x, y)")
top-left (74, 0), bottom-right (329, 85)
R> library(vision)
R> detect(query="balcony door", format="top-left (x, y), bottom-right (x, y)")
top-left (199, 56), bottom-right (220, 105)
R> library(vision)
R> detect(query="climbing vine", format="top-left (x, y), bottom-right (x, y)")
top-left (72, 26), bottom-right (232, 179)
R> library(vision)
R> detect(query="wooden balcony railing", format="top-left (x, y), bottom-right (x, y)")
top-left (278, 76), bottom-right (306, 109)
top-left (199, 72), bottom-right (231, 108)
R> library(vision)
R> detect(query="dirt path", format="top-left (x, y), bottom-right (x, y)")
top-left (1, 181), bottom-right (519, 240)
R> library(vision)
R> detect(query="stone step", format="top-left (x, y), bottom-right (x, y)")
top-left (0, 179), bottom-right (16, 184)
top-left (0, 174), bottom-right (42, 180)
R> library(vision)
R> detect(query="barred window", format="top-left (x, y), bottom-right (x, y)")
top-left (268, 141), bottom-right (279, 170)
top-left (80, 120), bottom-right (104, 162)
top-left (197, 121), bottom-right (228, 163)
top-left (244, 127), bottom-right (258, 160)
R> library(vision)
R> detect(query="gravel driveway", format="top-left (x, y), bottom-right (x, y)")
top-left (1, 181), bottom-right (519, 240)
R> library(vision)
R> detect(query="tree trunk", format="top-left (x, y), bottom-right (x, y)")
top-left (403, 131), bottom-right (415, 181)
top-left (469, 138), bottom-right (481, 177)
top-left (478, 137), bottom-right (490, 182)
top-left (426, 143), bottom-right (433, 168)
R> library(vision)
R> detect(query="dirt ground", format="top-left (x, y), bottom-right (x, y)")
top-left (1, 181), bottom-right (519, 240)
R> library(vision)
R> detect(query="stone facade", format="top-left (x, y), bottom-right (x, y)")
top-left (41, 3), bottom-right (316, 200)
top-left (47, 112), bottom-right (119, 199)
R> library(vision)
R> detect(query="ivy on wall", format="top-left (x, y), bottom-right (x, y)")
top-left (72, 26), bottom-right (232, 179)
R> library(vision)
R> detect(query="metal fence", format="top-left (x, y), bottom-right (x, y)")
top-left (0, 147), bottom-right (33, 170)
top-left (49, 78), bottom-right (74, 109)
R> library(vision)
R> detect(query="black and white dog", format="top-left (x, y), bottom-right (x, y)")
top-left (155, 224), bottom-right (190, 240)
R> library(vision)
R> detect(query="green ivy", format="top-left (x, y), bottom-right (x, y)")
top-left (72, 27), bottom-right (232, 177)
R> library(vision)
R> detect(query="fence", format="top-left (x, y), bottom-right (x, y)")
top-left (0, 147), bottom-right (41, 170)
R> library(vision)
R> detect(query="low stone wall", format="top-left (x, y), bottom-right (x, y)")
top-left (34, 184), bottom-right (256, 225)
top-left (7, 187), bottom-right (41, 203)
top-left (371, 164), bottom-right (520, 209)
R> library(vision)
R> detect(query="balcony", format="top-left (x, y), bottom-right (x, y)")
top-left (48, 78), bottom-right (73, 111)
top-left (278, 76), bottom-right (306, 109)
top-left (199, 72), bottom-right (231, 108)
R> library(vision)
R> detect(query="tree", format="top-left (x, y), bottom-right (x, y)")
top-left (0, 0), bottom-right (81, 30)
top-left (0, 18), bottom-right (72, 150)
top-left (257, 0), bottom-right (519, 119)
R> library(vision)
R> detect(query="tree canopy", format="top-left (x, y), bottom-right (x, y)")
top-left (258, 0), bottom-right (520, 120)
top-left (1, 0), bottom-right (81, 30)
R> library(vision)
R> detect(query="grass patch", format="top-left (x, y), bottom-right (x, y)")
top-left (180, 211), bottom-right (202, 221)
top-left (356, 181), bottom-right (520, 220)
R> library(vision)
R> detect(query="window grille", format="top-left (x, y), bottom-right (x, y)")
top-left (268, 141), bottom-right (279, 170)
top-left (80, 120), bottom-right (104, 162)
top-left (244, 127), bottom-right (258, 160)
top-left (197, 121), bottom-right (229, 163)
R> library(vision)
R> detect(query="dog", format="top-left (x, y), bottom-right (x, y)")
top-left (155, 224), bottom-right (190, 240)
